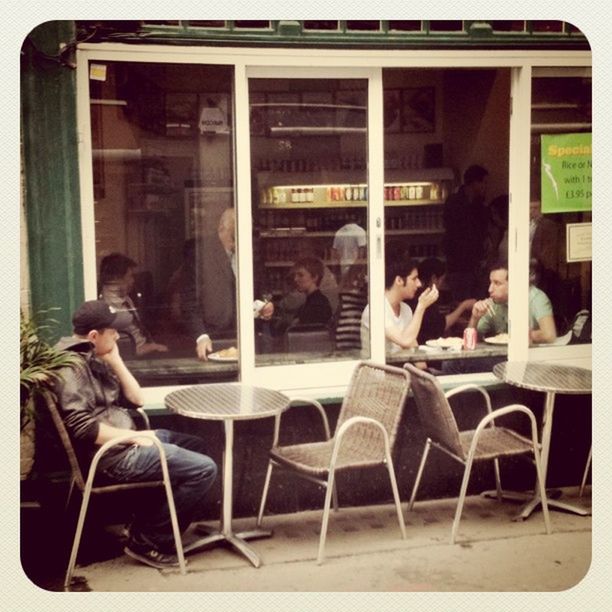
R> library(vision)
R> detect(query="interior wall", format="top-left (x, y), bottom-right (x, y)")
top-left (443, 69), bottom-right (510, 201)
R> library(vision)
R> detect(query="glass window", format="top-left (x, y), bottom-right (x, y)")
top-left (382, 68), bottom-right (512, 374)
top-left (89, 61), bottom-right (239, 386)
top-left (248, 78), bottom-right (369, 366)
top-left (529, 69), bottom-right (592, 346)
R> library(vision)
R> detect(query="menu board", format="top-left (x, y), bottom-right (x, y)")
top-left (541, 133), bottom-right (592, 213)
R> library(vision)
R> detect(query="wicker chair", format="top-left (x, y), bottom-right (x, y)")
top-left (403, 363), bottom-right (551, 544)
top-left (43, 392), bottom-right (187, 588)
top-left (256, 361), bottom-right (411, 564)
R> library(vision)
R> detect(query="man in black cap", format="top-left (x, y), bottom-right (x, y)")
top-left (54, 300), bottom-right (217, 569)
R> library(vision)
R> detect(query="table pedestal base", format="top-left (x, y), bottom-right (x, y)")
top-left (481, 489), bottom-right (591, 520)
top-left (182, 523), bottom-right (273, 567)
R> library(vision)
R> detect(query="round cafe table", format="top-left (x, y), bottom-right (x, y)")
top-left (165, 383), bottom-right (289, 567)
top-left (492, 361), bottom-right (592, 519)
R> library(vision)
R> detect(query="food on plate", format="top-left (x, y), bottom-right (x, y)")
top-left (485, 333), bottom-right (509, 344)
top-left (426, 336), bottom-right (463, 349)
top-left (217, 346), bottom-right (238, 359)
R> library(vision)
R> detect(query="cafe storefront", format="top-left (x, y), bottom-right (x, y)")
top-left (20, 18), bottom-right (592, 520)
top-left (22, 20), bottom-right (592, 400)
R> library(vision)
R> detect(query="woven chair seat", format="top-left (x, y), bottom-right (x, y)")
top-left (270, 438), bottom-right (386, 477)
top-left (459, 427), bottom-right (535, 461)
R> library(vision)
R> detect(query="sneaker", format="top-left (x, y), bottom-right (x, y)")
top-left (124, 539), bottom-right (182, 569)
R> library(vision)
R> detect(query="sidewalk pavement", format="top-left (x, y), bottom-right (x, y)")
top-left (68, 486), bottom-right (592, 593)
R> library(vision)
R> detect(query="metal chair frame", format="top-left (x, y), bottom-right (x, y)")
top-left (43, 393), bottom-right (186, 588)
top-left (404, 364), bottom-right (551, 544)
top-left (579, 446), bottom-right (591, 497)
top-left (257, 361), bottom-right (410, 564)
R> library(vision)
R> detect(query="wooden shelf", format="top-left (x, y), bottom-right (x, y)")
top-left (259, 199), bottom-right (443, 209)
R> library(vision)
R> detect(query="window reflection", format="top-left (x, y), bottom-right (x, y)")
top-left (249, 78), bottom-right (369, 365)
top-left (530, 71), bottom-right (592, 345)
top-left (382, 68), bottom-right (511, 373)
top-left (89, 62), bottom-right (239, 385)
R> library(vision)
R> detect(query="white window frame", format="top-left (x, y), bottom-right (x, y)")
top-left (75, 44), bottom-right (592, 403)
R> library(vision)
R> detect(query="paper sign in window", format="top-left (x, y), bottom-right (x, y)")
top-left (566, 222), bottom-right (592, 262)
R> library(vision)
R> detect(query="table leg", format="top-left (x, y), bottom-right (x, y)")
top-left (188, 419), bottom-right (272, 567)
top-left (513, 391), bottom-right (590, 520)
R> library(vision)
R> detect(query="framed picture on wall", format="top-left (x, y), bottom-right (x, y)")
top-left (401, 87), bottom-right (435, 133)
top-left (384, 89), bottom-right (401, 133)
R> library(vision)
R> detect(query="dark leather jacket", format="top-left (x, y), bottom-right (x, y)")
top-left (53, 337), bottom-right (140, 468)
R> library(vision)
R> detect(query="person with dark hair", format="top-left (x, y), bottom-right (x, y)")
top-left (99, 252), bottom-right (168, 357)
top-left (468, 261), bottom-right (557, 344)
top-left (443, 164), bottom-right (489, 300)
top-left (54, 300), bottom-right (217, 569)
top-left (409, 257), bottom-right (476, 344)
top-left (360, 251), bottom-right (439, 355)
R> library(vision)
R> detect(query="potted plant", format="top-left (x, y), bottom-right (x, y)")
top-left (20, 310), bottom-right (79, 479)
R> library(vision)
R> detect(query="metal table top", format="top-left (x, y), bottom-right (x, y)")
top-left (165, 383), bottom-right (290, 421)
top-left (493, 361), bottom-right (592, 395)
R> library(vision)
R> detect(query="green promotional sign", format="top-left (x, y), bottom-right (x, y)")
top-left (541, 133), bottom-right (592, 213)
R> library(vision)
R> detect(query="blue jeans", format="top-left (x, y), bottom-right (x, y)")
top-left (101, 429), bottom-right (217, 553)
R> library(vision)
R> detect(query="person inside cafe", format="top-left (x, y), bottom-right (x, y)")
top-left (275, 239), bottom-right (339, 317)
top-left (360, 248), bottom-right (439, 356)
top-left (331, 211), bottom-right (367, 283)
top-left (270, 256), bottom-right (334, 336)
top-left (468, 261), bottom-right (557, 345)
top-left (408, 257), bottom-right (476, 345)
top-left (180, 207), bottom-right (274, 360)
top-left (99, 252), bottom-right (168, 357)
top-left (54, 300), bottom-right (218, 569)
top-left (443, 164), bottom-right (489, 300)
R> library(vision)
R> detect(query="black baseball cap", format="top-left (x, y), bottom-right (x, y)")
top-left (72, 300), bottom-right (132, 335)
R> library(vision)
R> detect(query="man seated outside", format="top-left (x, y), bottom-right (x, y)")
top-left (54, 300), bottom-right (218, 569)
top-left (360, 252), bottom-right (439, 356)
top-left (469, 261), bottom-right (557, 344)
top-left (99, 252), bottom-right (168, 357)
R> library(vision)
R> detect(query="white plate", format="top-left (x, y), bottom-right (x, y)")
top-left (484, 335), bottom-right (509, 345)
top-left (208, 351), bottom-right (239, 362)
top-left (425, 337), bottom-right (463, 350)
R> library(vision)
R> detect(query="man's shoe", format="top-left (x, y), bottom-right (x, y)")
top-left (124, 540), bottom-right (182, 569)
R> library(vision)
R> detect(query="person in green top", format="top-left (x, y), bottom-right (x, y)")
top-left (468, 262), bottom-right (557, 344)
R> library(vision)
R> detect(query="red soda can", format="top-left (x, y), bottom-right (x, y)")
top-left (463, 327), bottom-right (477, 350)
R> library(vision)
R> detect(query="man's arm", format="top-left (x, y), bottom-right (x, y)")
top-left (100, 343), bottom-right (144, 406)
top-left (530, 314), bottom-right (557, 344)
top-left (385, 287), bottom-right (439, 349)
top-left (95, 421), bottom-right (155, 446)
top-left (445, 298), bottom-right (477, 331)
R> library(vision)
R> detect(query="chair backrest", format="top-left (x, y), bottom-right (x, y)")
top-left (335, 361), bottom-right (410, 452)
top-left (403, 363), bottom-right (464, 459)
top-left (570, 309), bottom-right (591, 343)
top-left (42, 390), bottom-right (87, 491)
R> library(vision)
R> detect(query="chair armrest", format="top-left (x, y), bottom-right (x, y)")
top-left (445, 383), bottom-right (493, 417)
top-left (469, 404), bottom-right (541, 455)
top-left (329, 416), bottom-right (391, 466)
top-left (86, 431), bottom-right (167, 488)
top-left (271, 397), bottom-right (332, 446)
top-left (134, 407), bottom-right (151, 430)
